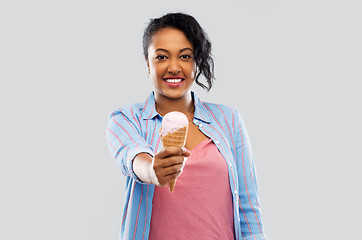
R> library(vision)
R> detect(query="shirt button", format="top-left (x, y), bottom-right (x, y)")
top-left (238, 217), bottom-right (241, 222)
top-left (199, 123), bottom-right (203, 128)
top-left (215, 140), bottom-right (220, 145)
top-left (234, 190), bottom-right (238, 195)
top-left (229, 162), bottom-right (232, 167)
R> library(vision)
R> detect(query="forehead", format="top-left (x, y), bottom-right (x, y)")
top-left (149, 27), bottom-right (193, 50)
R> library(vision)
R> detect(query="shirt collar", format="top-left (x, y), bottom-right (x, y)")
top-left (141, 91), bottom-right (211, 123)
top-left (140, 92), bottom-right (158, 120)
top-left (192, 91), bottom-right (211, 123)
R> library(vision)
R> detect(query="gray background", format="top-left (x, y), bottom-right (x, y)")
top-left (1, 0), bottom-right (361, 239)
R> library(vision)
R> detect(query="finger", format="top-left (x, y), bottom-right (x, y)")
top-left (157, 146), bottom-right (188, 159)
top-left (164, 169), bottom-right (182, 179)
top-left (157, 170), bottom-right (182, 187)
top-left (159, 156), bottom-right (185, 168)
top-left (165, 161), bottom-right (186, 178)
top-left (168, 162), bottom-right (185, 174)
top-left (155, 167), bottom-right (181, 185)
top-left (154, 158), bottom-right (183, 173)
top-left (183, 150), bottom-right (191, 157)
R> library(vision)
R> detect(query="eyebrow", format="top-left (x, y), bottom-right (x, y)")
top-left (155, 48), bottom-right (193, 53)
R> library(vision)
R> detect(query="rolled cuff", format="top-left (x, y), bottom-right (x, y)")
top-left (126, 147), bottom-right (155, 184)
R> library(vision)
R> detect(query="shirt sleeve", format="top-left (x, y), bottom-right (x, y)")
top-left (234, 110), bottom-right (267, 239)
top-left (105, 107), bottom-right (154, 183)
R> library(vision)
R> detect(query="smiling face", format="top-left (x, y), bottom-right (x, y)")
top-left (146, 27), bottom-right (196, 100)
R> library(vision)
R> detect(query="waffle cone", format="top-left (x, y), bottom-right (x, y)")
top-left (161, 126), bottom-right (188, 192)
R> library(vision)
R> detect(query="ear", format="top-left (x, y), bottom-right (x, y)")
top-left (145, 57), bottom-right (150, 73)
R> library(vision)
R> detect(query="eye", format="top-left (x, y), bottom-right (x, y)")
top-left (155, 55), bottom-right (167, 60)
top-left (180, 54), bottom-right (192, 59)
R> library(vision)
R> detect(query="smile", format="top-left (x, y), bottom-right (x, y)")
top-left (163, 78), bottom-right (184, 83)
top-left (162, 77), bottom-right (185, 87)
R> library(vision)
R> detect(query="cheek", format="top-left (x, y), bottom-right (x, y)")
top-left (149, 63), bottom-right (166, 83)
top-left (148, 61), bottom-right (158, 76)
top-left (185, 64), bottom-right (196, 79)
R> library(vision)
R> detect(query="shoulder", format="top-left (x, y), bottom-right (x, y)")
top-left (109, 102), bottom-right (144, 119)
top-left (109, 92), bottom-right (155, 121)
top-left (201, 100), bottom-right (238, 120)
top-left (107, 102), bottom-right (147, 134)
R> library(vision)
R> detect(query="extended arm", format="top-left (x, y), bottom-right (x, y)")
top-left (106, 108), bottom-right (154, 183)
top-left (106, 107), bottom-right (189, 185)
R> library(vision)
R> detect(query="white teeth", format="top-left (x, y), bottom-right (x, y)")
top-left (165, 78), bottom-right (183, 83)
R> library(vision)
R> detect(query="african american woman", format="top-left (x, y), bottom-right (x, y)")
top-left (106, 12), bottom-right (267, 240)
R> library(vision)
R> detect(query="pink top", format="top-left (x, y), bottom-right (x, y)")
top-left (149, 138), bottom-right (235, 240)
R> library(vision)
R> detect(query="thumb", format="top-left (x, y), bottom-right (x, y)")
top-left (181, 147), bottom-right (191, 157)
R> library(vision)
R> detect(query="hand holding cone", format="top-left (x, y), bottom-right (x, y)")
top-left (160, 111), bottom-right (189, 192)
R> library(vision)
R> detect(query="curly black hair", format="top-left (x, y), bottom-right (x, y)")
top-left (142, 12), bottom-right (215, 91)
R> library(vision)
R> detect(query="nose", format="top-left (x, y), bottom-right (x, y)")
top-left (167, 58), bottom-right (181, 74)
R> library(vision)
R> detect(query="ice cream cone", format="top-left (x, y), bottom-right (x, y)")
top-left (161, 126), bottom-right (188, 192)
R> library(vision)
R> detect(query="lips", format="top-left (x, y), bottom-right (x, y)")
top-left (163, 77), bottom-right (185, 87)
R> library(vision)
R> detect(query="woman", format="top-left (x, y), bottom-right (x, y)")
top-left (106, 12), bottom-right (267, 240)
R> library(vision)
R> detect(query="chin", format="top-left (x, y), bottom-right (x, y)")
top-left (159, 88), bottom-right (190, 99)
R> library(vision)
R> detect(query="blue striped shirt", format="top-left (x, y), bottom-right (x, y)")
top-left (106, 91), bottom-right (267, 240)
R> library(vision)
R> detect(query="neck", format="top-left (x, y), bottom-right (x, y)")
top-left (154, 91), bottom-right (194, 117)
